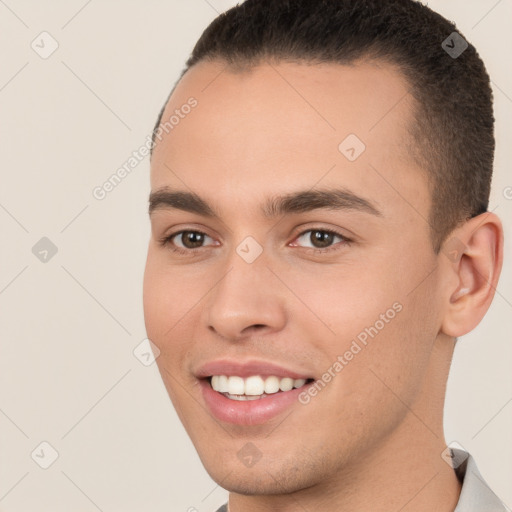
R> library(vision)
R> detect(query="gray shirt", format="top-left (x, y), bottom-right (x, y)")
top-left (214, 450), bottom-right (508, 511)
top-left (452, 450), bottom-right (508, 511)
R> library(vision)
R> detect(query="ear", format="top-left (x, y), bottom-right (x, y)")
top-left (440, 212), bottom-right (503, 338)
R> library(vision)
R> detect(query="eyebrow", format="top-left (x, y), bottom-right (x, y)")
top-left (148, 187), bottom-right (382, 218)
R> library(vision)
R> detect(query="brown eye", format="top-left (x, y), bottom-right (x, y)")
top-left (174, 231), bottom-right (210, 249)
top-left (177, 231), bottom-right (205, 248)
top-left (294, 229), bottom-right (347, 250)
top-left (310, 230), bottom-right (335, 248)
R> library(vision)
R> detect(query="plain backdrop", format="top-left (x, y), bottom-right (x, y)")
top-left (0, 1), bottom-right (510, 511)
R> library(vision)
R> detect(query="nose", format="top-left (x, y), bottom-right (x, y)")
top-left (202, 254), bottom-right (287, 342)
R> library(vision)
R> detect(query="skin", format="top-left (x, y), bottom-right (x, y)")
top-left (143, 59), bottom-right (503, 511)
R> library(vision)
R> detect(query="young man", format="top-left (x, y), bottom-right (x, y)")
top-left (143, 1), bottom-right (506, 510)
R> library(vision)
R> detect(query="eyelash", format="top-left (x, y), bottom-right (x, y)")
top-left (158, 228), bottom-right (351, 256)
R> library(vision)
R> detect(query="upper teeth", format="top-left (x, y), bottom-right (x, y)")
top-left (211, 375), bottom-right (307, 395)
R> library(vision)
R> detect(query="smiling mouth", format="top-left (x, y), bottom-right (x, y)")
top-left (208, 375), bottom-right (315, 401)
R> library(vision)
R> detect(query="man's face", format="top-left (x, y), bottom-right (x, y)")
top-left (144, 60), bottom-right (447, 494)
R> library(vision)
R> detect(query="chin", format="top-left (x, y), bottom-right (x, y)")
top-left (208, 470), bottom-right (293, 496)
top-left (200, 452), bottom-right (324, 496)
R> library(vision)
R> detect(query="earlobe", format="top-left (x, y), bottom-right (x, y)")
top-left (440, 212), bottom-right (503, 338)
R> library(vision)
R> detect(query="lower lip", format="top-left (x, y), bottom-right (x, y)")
top-left (199, 379), bottom-right (310, 426)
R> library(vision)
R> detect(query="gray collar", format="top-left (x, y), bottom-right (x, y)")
top-left (452, 449), bottom-right (508, 511)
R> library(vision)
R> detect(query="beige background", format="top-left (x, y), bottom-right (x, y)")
top-left (0, 1), bottom-right (510, 510)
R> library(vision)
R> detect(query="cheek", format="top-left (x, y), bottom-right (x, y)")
top-left (142, 250), bottom-right (202, 339)
top-left (281, 260), bottom-right (401, 344)
top-left (142, 265), bottom-right (170, 341)
top-left (143, 259), bottom-right (200, 415)
top-left (284, 255), bottom-right (437, 408)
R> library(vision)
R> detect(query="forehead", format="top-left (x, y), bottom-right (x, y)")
top-left (150, 59), bottom-right (428, 221)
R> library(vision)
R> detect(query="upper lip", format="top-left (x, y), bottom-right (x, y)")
top-left (195, 359), bottom-right (313, 380)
